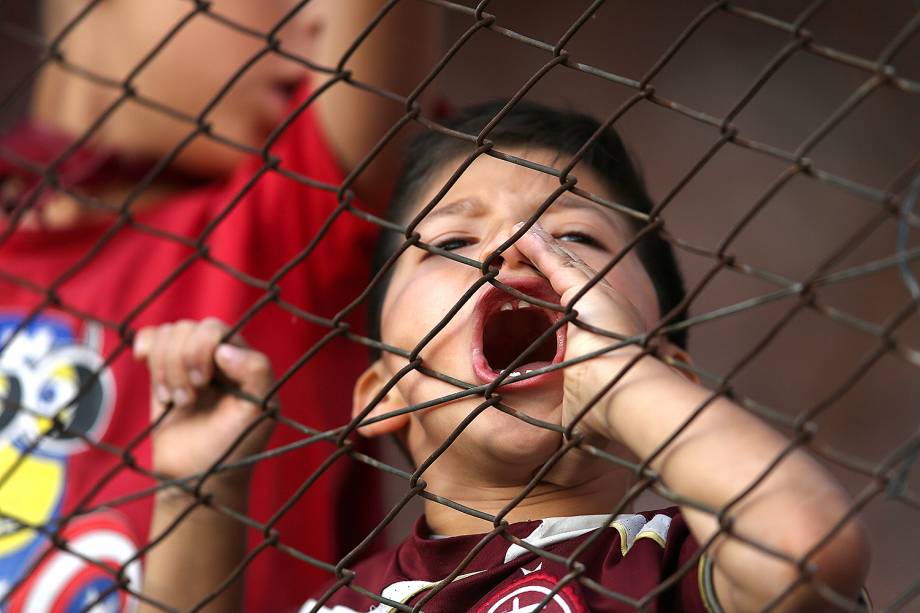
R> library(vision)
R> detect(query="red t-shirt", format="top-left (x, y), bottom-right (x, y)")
top-left (0, 100), bottom-right (382, 612)
top-left (300, 508), bottom-right (719, 613)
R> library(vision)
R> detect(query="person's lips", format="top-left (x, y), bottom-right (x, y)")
top-left (272, 79), bottom-right (300, 101)
top-left (261, 77), bottom-right (302, 125)
top-left (471, 276), bottom-right (567, 390)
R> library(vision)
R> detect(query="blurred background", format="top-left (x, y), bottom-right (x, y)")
top-left (2, 0), bottom-right (918, 608)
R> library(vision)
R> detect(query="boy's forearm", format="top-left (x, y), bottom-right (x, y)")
top-left (316, 0), bottom-right (442, 207)
top-left (595, 351), bottom-right (868, 611)
top-left (139, 482), bottom-right (250, 613)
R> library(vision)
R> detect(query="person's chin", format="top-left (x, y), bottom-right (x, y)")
top-left (480, 423), bottom-right (563, 470)
top-left (174, 137), bottom-right (249, 178)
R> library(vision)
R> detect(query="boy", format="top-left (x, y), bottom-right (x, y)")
top-left (0, 1), bottom-right (439, 611)
top-left (137, 102), bottom-right (869, 611)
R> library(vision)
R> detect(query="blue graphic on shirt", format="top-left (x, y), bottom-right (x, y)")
top-left (0, 312), bottom-right (123, 610)
top-left (62, 577), bottom-right (123, 613)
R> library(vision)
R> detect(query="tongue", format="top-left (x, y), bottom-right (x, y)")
top-left (482, 309), bottom-right (556, 372)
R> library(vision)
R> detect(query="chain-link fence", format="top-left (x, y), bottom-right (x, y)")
top-left (0, 0), bottom-right (918, 611)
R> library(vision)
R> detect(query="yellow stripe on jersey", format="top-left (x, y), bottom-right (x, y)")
top-left (695, 553), bottom-right (871, 612)
top-left (697, 553), bottom-right (724, 613)
top-left (634, 529), bottom-right (667, 549)
top-left (610, 513), bottom-right (672, 556)
top-left (610, 521), bottom-right (630, 557)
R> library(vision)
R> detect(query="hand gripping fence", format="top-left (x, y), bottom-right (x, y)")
top-left (0, 1), bottom-right (919, 611)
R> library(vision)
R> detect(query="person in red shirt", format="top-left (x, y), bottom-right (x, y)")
top-left (0, 2), bottom-right (440, 611)
top-left (137, 101), bottom-right (871, 612)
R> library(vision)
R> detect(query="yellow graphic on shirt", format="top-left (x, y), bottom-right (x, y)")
top-left (0, 442), bottom-right (64, 556)
top-left (0, 315), bottom-right (115, 599)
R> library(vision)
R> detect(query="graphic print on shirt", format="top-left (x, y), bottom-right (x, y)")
top-left (4, 511), bottom-right (141, 613)
top-left (476, 572), bottom-right (586, 613)
top-left (0, 312), bottom-right (138, 612)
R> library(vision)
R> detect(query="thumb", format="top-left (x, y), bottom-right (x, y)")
top-left (512, 223), bottom-right (610, 307)
top-left (214, 343), bottom-right (273, 399)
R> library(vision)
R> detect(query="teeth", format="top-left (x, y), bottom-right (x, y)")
top-left (510, 371), bottom-right (521, 377)
top-left (497, 300), bottom-right (532, 311)
top-left (524, 369), bottom-right (533, 374)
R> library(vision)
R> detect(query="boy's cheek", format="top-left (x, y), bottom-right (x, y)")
top-left (604, 262), bottom-right (660, 329)
top-left (392, 370), bottom-right (460, 412)
top-left (384, 291), bottom-right (476, 366)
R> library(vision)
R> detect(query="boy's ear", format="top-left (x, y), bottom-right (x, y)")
top-left (352, 359), bottom-right (410, 438)
top-left (659, 343), bottom-right (700, 384)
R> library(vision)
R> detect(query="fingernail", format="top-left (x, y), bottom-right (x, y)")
top-left (133, 333), bottom-right (149, 358)
top-left (530, 222), bottom-right (549, 237)
top-left (189, 369), bottom-right (205, 387)
top-left (552, 241), bottom-right (577, 259)
top-left (173, 388), bottom-right (190, 407)
top-left (216, 343), bottom-right (243, 364)
top-left (156, 384), bottom-right (171, 405)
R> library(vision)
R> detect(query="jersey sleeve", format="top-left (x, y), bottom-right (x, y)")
top-left (695, 553), bottom-right (724, 613)
top-left (654, 510), bottom-right (722, 613)
top-left (597, 509), bottom-right (717, 612)
top-left (686, 530), bottom-right (871, 613)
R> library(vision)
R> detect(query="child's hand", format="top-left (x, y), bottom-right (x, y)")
top-left (512, 223), bottom-right (655, 442)
top-left (133, 318), bottom-right (274, 487)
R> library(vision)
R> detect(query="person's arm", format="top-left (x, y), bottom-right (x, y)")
top-left (513, 224), bottom-right (870, 613)
top-left (134, 319), bottom-right (274, 613)
top-left (590, 347), bottom-right (869, 612)
top-left (312, 0), bottom-right (443, 209)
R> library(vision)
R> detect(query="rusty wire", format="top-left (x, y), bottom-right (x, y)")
top-left (0, 0), bottom-right (918, 611)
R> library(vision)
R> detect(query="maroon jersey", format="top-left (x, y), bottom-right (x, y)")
top-left (300, 508), bottom-right (720, 613)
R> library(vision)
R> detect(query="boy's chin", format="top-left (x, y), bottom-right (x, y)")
top-left (172, 140), bottom-right (250, 177)
top-left (408, 397), bottom-right (566, 482)
top-left (472, 418), bottom-right (565, 475)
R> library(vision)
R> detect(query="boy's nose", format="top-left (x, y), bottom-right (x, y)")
top-left (279, 4), bottom-right (326, 57)
top-left (482, 233), bottom-right (538, 274)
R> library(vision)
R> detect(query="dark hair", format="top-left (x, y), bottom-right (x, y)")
top-left (368, 100), bottom-right (687, 352)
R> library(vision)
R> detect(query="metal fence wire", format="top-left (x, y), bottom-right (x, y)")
top-left (0, 0), bottom-right (918, 611)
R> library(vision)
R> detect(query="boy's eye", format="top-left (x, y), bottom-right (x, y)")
top-left (433, 237), bottom-right (473, 252)
top-left (558, 232), bottom-right (601, 248)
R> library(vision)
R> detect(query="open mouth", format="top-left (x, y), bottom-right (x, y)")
top-left (471, 277), bottom-right (566, 388)
top-left (258, 78), bottom-right (303, 131)
top-left (272, 79), bottom-right (300, 101)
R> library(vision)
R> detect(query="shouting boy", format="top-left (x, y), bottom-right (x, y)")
top-left (0, 1), bottom-right (439, 611)
top-left (137, 102), bottom-right (869, 612)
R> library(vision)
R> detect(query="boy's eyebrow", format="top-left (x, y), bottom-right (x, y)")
top-left (544, 195), bottom-right (607, 215)
top-left (422, 192), bottom-right (619, 234)
top-left (423, 198), bottom-right (487, 221)
top-left (422, 193), bottom-right (618, 223)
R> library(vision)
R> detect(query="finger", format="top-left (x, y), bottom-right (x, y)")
top-left (181, 318), bottom-right (230, 388)
top-left (214, 344), bottom-right (273, 401)
top-left (514, 223), bottom-right (648, 342)
top-left (147, 324), bottom-right (174, 408)
top-left (512, 222), bottom-right (609, 306)
top-left (162, 320), bottom-right (197, 407)
top-left (133, 327), bottom-right (154, 360)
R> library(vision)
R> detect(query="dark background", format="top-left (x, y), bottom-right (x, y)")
top-left (2, 0), bottom-right (918, 608)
